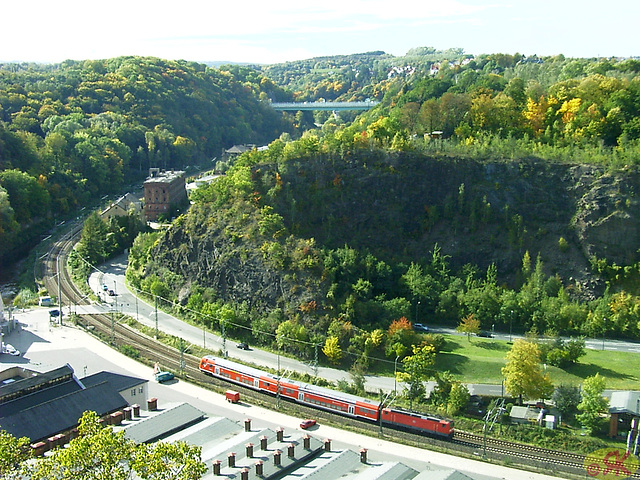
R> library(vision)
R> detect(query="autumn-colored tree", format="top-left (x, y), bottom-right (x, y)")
top-left (502, 339), bottom-right (554, 405)
top-left (456, 313), bottom-right (481, 341)
top-left (398, 343), bottom-right (436, 409)
top-left (364, 328), bottom-right (385, 355)
top-left (323, 336), bottom-right (343, 365)
top-left (386, 317), bottom-right (415, 357)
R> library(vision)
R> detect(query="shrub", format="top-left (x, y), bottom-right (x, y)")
top-left (558, 236), bottom-right (569, 252)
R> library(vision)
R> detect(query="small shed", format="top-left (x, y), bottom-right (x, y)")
top-left (509, 406), bottom-right (538, 424)
top-left (609, 391), bottom-right (640, 437)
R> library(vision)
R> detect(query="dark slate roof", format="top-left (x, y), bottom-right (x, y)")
top-left (0, 365), bottom-right (74, 403)
top-left (0, 382), bottom-right (128, 443)
top-left (81, 371), bottom-right (147, 392)
top-left (0, 379), bottom-right (83, 418)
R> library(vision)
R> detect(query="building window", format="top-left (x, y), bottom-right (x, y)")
top-left (131, 389), bottom-right (136, 396)
top-left (139, 386), bottom-right (144, 394)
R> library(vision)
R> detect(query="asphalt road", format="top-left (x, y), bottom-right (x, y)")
top-left (71, 254), bottom-right (640, 400)
top-left (82, 254), bottom-right (404, 394)
top-left (1, 306), bottom-right (563, 480)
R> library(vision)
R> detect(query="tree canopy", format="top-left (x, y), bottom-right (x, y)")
top-left (501, 339), bottom-right (554, 404)
top-left (15, 411), bottom-right (206, 480)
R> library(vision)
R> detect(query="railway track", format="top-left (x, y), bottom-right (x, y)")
top-left (41, 230), bottom-right (640, 480)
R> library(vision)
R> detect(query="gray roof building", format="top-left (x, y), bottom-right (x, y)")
top-left (609, 391), bottom-right (640, 415)
top-left (0, 365), bottom-right (146, 444)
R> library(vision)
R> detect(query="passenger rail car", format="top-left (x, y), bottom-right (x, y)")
top-left (199, 355), bottom-right (454, 439)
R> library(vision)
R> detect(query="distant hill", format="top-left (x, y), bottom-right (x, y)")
top-left (0, 56), bottom-right (293, 263)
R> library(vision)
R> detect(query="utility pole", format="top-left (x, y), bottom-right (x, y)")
top-left (378, 389), bottom-right (384, 436)
top-left (509, 310), bottom-right (513, 342)
top-left (57, 256), bottom-right (63, 325)
top-left (276, 340), bottom-right (281, 408)
top-left (154, 295), bottom-right (158, 339)
top-left (313, 343), bottom-right (319, 377)
top-left (222, 321), bottom-right (227, 357)
top-left (180, 338), bottom-right (185, 376)
top-left (394, 355), bottom-right (400, 395)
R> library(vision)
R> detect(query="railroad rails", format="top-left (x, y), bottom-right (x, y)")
top-left (42, 231), bottom-right (639, 480)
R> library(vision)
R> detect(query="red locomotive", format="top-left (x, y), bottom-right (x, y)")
top-left (199, 355), bottom-right (454, 439)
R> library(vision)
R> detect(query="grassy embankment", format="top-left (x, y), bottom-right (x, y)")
top-left (435, 336), bottom-right (640, 391)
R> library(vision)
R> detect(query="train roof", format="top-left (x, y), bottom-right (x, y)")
top-left (203, 355), bottom-right (281, 382)
top-left (202, 356), bottom-right (380, 408)
top-left (298, 381), bottom-right (380, 407)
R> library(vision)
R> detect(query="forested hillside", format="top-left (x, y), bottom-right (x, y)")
top-left (258, 48), bottom-right (640, 149)
top-left (4, 48), bottom-right (640, 369)
top-left (130, 145), bottom-right (640, 377)
top-left (0, 57), bottom-right (293, 262)
top-left (123, 48), bottom-right (640, 371)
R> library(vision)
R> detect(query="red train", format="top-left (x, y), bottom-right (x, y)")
top-left (199, 355), bottom-right (454, 439)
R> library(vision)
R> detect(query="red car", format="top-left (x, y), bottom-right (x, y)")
top-left (300, 419), bottom-right (317, 429)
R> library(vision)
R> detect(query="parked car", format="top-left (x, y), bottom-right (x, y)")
top-left (477, 331), bottom-right (493, 338)
top-left (300, 419), bottom-right (317, 429)
top-left (155, 371), bottom-right (175, 383)
top-left (49, 309), bottom-right (61, 317)
top-left (2, 343), bottom-right (20, 356)
top-left (107, 289), bottom-right (116, 296)
top-left (236, 342), bottom-right (249, 350)
top-left (413, 323), bottom-right (429, 332)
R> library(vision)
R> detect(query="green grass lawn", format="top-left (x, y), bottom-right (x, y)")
top-left (435, 335), bottom-right (640, 390)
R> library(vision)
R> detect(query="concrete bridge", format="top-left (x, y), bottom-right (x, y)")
top-left (271, 101), bottom-right (379, 112)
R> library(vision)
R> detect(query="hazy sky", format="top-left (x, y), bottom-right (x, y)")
top-left (3, 0), bottom-right (638, 64)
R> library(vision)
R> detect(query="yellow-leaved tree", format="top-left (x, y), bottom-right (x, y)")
top-left (502, 339), bottom-right (554, 405)
top-left (323, 336), bottom-right (343, 365)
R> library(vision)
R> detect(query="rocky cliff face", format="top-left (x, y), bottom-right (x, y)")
top-left (147, 153), bottom-right (640, 310)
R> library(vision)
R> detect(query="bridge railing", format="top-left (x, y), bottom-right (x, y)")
top-left (270, 101), bottom-right (379, 111)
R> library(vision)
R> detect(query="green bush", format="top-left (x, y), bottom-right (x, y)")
top-left (558, 236), bottom-right (569, 252)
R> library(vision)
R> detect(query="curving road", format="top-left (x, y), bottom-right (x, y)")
top-left (82, 254), bottom-right (400, 393)
top-left (73, 253), bottom-right (640, 398)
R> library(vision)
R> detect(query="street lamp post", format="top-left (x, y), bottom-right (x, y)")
top-left (415, 301), bottom-right (420, 323)
top-left (154, 295), bottom-right (158, 340)
top-left (602, 318), bottom-right (606, 351)
top-left (509, 310), bottom-right (513, 342)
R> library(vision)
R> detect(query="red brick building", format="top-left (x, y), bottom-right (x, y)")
top-left (143, 169), bottom-right (187, 222)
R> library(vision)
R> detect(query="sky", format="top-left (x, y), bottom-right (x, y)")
top-left (2, 0), bottom-right (639, 64)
